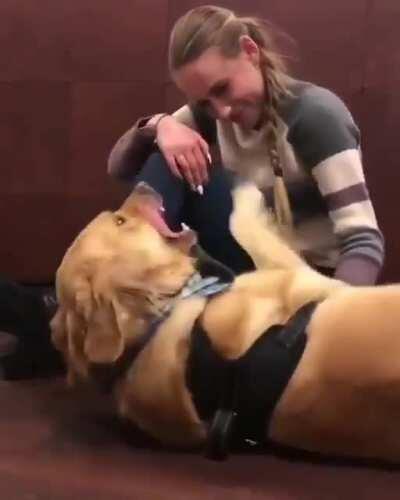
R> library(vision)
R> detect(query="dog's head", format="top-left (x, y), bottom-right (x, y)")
top-left (51, 182), bottom-right (197, 380)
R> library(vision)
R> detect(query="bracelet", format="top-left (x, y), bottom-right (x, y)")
top-left (152, 113), bottom-right (170, 130)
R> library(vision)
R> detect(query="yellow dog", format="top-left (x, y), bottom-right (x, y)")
top-left (52, 181), bottom-right (400, 463)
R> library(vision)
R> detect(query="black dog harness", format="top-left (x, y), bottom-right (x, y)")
top-left (186, 301), bottom-right (318, 460)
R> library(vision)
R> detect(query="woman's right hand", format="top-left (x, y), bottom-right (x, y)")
top-left (156, 115), bottom-right (211, 190)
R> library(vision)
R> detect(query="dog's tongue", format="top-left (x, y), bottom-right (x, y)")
top-left (138, 204), bottom-right (183, 238)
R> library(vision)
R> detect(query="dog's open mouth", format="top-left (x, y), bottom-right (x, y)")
top-left (133, 182), bottom-right (192, 240)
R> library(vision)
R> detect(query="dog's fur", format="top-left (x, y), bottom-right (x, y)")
top-left (52, 182), bottom-right (400, 462)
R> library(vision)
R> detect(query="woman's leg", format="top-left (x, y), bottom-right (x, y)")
top-left (133, 151), bottom-right (254, 274)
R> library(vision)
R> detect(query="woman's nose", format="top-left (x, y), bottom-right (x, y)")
top-left (212, 100), bottom-right (232, 121)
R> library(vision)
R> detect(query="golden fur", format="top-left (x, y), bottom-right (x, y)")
top-left (52, 182), bottom-right (400, 462)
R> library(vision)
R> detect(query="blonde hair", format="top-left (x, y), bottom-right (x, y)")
top-left (169, 5), bottom-right (293, 229)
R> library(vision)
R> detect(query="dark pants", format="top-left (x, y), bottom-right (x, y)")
top-left (134, 152), bottom-right (254, 274)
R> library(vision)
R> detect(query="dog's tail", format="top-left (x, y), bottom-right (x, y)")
top-left (230, 183), bottom-right (306, 271)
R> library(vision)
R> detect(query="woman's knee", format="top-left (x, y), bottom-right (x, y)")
top-left (134, 150), bottom-right (183, 191)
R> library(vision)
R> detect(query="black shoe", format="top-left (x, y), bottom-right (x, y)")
top-left (0, 341), bottom-right (64, 380)
top-left (42, 289), bottom-right (58, 319)
top-left (0, 278), bottom-right (49, 337)
top-left (0, 277), bottom-right (64, 380)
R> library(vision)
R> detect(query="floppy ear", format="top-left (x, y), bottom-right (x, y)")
top-left (83, 300), bottom-right (125, 364)
top-left (111, 291), bottom-right (148, 344)
top-left (50, 306), bottom-right (89, 383)
top-left (50, 308), bottom-right (67, 354)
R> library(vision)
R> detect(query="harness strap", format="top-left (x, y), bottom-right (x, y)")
top-left (187, 301), bottom-right (319, 460)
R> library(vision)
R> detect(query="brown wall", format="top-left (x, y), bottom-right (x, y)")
top-left (1, 0), bottom-right (399, 283)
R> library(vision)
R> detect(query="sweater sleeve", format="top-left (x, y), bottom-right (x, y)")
top-left (107, 105), bottom-right (197, 181)
top-left (287, 87), bottom-right (385, 285)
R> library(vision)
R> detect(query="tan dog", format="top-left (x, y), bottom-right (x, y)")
top-left (52, 182), bottom-right (400, 462)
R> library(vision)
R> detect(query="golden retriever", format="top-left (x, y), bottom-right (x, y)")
top-left (52, 181), bottom-right (400, 463)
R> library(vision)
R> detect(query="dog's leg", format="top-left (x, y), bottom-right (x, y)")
top-left (230, 183), bottom-right (305, 271)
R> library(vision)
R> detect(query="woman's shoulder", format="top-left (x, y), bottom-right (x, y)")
top-left (279, 78), bottom-right (356, 130)
top-left (279, 79), bottom-right (360, 168)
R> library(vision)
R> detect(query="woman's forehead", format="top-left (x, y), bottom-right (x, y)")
top-left (173, 47), bottom-right (233, 100)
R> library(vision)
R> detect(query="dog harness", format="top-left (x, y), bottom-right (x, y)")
top-left (186, 301), bottom-right (318, 460)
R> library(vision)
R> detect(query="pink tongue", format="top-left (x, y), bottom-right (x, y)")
top-left (138, 205), bottom-right (183, 238)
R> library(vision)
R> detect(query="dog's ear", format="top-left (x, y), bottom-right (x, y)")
top-left (83, 300), bottom-right (125, 364)
top-left (52, 293), bottom-right (125, 371)
top-left (50, 306), bottom-right (89, 383)
top-left (111, 291), bottom-right (148, 343)
top-left (50, 308), bottom-right (67, 354)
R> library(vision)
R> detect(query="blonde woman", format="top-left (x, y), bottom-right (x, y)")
top-left (108, 5), bottom-right (384, 285)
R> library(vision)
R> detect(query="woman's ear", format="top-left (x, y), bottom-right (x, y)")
top-left (239, 35), bottom-right (260, 66)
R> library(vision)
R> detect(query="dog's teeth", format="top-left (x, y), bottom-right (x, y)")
top-left (207, 153), bottom-right (212, 164)
top-left (181, 223), bottom-right (190, 231)
top-left (159, 205), bottom-right (165, 212)
top-left (196, 185), bottom-right (204, 195)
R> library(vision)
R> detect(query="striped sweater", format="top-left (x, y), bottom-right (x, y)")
top-left (108, 79), bottom-right (384, 285)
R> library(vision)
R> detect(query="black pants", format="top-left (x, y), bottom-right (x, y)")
top-left (134, 151), bottom-right (254, 274)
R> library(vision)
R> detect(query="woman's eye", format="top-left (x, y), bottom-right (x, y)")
top-left (213, 82), bottom-right (229, 97)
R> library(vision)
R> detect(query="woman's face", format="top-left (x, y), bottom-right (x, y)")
top-left (173, 37), bottom-right (266, 130)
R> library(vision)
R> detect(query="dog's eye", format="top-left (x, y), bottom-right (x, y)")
top-left (115, 215), bottom-right (126, 226)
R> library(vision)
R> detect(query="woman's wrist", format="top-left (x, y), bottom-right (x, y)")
top-left (147, 113), bottom-right (170, 130)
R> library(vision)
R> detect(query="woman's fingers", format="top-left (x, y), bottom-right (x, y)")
top-left (176, 154), bottom-right (196, 190)
top-left (185, 150), bottom-right (204, 187)
top-left (198, 138), bottom-right (212, 166)
top-left (165, 153), bottom-right (183, 179)
top-left (192, 146), bottom-right (209, 185)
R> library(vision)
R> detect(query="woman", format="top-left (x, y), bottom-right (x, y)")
top-left (108, 5), bottom-right (384, 284)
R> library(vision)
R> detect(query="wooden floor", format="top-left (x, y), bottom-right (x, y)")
top-left (0, 379), bottom-right (399, 500)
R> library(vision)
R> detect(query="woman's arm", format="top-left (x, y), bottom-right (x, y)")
top-left (107, 106), bottom-right (197, 181)
top-left (288, 87), bottom-right (384, 285)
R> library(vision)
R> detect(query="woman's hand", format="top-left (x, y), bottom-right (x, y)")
top-left (156, 115), bottom-right (211, 191)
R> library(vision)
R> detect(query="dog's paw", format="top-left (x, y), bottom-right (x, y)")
top-left (230, 183), bottom-right (276, 243)
top-left (232, 182), bottom-right (264, 217)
